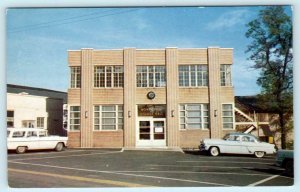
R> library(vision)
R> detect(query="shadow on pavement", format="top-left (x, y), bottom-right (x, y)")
top-left (243, 167), bottom-right (294, 178)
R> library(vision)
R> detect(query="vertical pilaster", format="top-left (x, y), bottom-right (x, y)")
top-left (124, 48), bottom-right (136, 147)
top-left (208, 47), bottom-right (222, 138)
top-left (80, 48), bottom-right (94, 148)
top-left (166, 48), bottom-right (179, 147)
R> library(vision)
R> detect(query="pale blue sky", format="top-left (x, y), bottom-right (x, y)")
top-left (6, 6), bottom-right (292, 95)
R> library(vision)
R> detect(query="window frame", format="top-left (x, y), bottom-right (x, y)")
top-left (220, 64), bottom-right (232, 87)
top-left (94, 66), bottom-right (124, 88)
top-left (179, 104), bottom-right (209, 130)
top-left (93, 105), bottom-right (124, 131)
top-left (70, 67), bottom-right (81, 88)
top-left (69, 105), bottom-right (81, 132)
top-left (136, 66), bottom-right (166, 88)
top-left (7, 110), bottom-right (14, 128)
top-left (221, 103), bottom-right (235, 130)
top-left (178, 65), bottom-right (208, 87)
top-left (36, 117), bottom-right (45, 129)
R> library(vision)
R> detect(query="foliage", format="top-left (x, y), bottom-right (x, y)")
top-left (245, 6), bottom-right (293, 149)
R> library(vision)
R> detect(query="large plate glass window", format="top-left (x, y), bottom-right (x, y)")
top-left (222, 104), bottom-right (234, 129)
top-left (136, 66), bottom-right (166, 87)
top-left (94, 105), bottom-right (123, 131)
top-left (179, 65), bottom-right (208, 87)
top-left (179, 104), bottom-right (209, 129)
top-left (70, 106), bottom-right (80, 131)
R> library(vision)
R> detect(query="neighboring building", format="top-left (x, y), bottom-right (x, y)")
top-left (7, 84), bottom-right (67, 136)
top-left (235, 96), bottom-right (293, 149)
top-left (67, 47), bottom-right (236, 149)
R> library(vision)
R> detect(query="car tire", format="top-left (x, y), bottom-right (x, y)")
top-left (16, 146), bottom-right (27, 154)
top-left (285, 159), bottom-right (294, 176)
top-left (55, 142), bottom-right (64, 152)
top-left (209, 146), bottom-right (220, 156)
top-left (254, 151), bottom-right (265, 158)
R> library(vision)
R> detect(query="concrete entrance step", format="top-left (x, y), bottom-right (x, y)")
top-left (123, 147), bottom-right (183, 153)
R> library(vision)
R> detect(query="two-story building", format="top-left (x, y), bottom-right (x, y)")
top-left (67, 47), bottom-right (235, 149)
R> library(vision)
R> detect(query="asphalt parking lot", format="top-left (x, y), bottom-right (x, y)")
top-left (8, 149), bottom-right (293, 187)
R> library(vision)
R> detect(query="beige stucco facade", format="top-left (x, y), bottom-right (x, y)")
top-left (67, 47), bottom-right (235, 149)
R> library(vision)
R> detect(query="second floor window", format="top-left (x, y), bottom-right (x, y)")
top-left (220, 64), bottom-right (232, 86)
top-left (94, 66), bottom-right (124, 88)
top-left (70, 67), bottom-right (81, 88)
top-left (136, 66), bottom-right (166, 87)
top-left (179, 65), bottom-right (208, 87)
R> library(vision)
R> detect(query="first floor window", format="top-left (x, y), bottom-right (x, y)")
top-left (37, 117), bottom-right (45, 128)
top-left (94, 105), bottom-right (123, 131)
top-left (70, 106), bottom-right (80, 131)
top-left (222, 104), bottom-right (234, 129)
top-left (70, 67), bottom-right (81, 88)
top-left (179, 104), bottom-right (209, 129)
top-left (7, 110), bottom-right (14, 128)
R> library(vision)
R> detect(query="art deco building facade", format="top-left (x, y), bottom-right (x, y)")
top-left (67, 47), bottom-right (235, 149)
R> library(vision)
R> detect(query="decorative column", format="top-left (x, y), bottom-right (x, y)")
top-left (166, 47), bottom-right (179, 147)
top-left (80, 48), bottom-right (94, 148)
top-left (123, 48), bottom-right (136, 147)
top-left (208, 47), bottom-right (222, 138)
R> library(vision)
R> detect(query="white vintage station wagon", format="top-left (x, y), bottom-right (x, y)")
top-left (199, 132), bottom-right (276, 158)
top-left (7, 128), bottom-right (68, 154)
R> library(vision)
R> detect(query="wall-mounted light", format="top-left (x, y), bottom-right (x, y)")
top-left (214, 110), bottom-right (217, 117)
top-left (85, 111), bottom-right (88, 118)
top-left (128, 111), bottom-right (131, 118)
top-left (171, 110), bottom-right (175, 117)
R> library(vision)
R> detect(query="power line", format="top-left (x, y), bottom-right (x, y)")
top-left (8, 8), bottom-right (143, 34)
top-left (8, 8), bottom-right (116, 31)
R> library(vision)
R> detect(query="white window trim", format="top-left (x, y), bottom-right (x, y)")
top-left (70, 67), bottom-right (81, 89)
top-left (179, 65), bottom-right (208, 88)
top-left (93, 105), bottom-right (123, 132)
top-left (179, 104), bottom-right (210, 130)
top-left (221, 103), bottom-right (236, 130)
top-left (94, 66), bottom-right (124, 88)
top-left (136, 66), bottom-right (166, 88)
top-left (220, 64), bottom-right (233, 87)
top-left (68, 104), bottom-right (81, 132)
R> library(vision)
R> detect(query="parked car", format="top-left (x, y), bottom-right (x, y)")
top-left (276, 149), bottom-right (294, 176)
top-left (7, 128), bottom-right (68, 154)
top-left (199, 132), bottom-right (276, 158)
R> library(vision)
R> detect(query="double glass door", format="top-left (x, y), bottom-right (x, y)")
top-left (137, 117), bottom-right (166, 147)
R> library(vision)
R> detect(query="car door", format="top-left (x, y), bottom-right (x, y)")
top-left (222, 135), bottom-right (243, 154)
top-left (26, 131), bottom-right (40, 149)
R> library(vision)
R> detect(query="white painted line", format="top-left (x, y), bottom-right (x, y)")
top-left (176, 160), bottom-right (273, 165)
top-left (114, 170), bottom-right (272, 177)
top-left (8, 149), bottom-right (112, 157)
top-left (9, 150), bottom-right (123, 161)
top-left (146, 164), bottom-right (284, 170)
top-left (8, 161), bottom-right (230, 186)
top-left (248, 175), bottom-right (280, 186)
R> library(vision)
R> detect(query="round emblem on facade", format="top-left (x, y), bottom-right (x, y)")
top-left (147, 91), bottom-right (156, 100)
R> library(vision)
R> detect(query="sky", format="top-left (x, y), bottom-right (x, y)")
top-left (6, 6), bottom-right (292, 96)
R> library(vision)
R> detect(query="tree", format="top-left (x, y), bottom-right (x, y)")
top-left (245, 6), bottom-right (293, 149)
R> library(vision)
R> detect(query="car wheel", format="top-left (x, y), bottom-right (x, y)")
top-left (16, 146), bottom-right (27, 154)
top-left (209, 146), bottom-right (219, 156)
top-left (285, 159), bottom-right (294, 176)
top-left (55, 142), bottom-right (64, 152)
top-left (254, 151), bottom-right (265, 158)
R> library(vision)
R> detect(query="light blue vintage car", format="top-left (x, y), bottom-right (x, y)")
top-left (199, 132), bottom-right (276, 158)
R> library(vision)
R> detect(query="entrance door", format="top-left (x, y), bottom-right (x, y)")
top-left (137, 117), bottom-right (166, 147)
